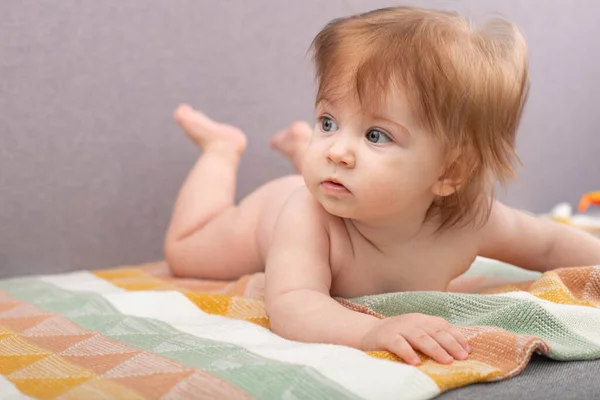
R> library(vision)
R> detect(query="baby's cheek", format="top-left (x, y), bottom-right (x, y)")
top-left (359, 177), bottom-right (382, 193)
top-left (362, 178), bottom-right (403, 204)
top-left (301, 169), bottom-right (317, 193)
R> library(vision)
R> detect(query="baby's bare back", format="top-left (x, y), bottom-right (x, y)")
top-left (256, 178), bottom-right (479, 297)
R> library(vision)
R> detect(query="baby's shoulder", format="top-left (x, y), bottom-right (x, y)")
top-left (429, 200), bottom-right (517, 253)
top-left (278, 186), bottom-right (337, 228)
top-left (283, 186), bottom-right (323, 214)
top-left (269, 186), bottom-right (338, 258)
top-left (430, 219), bottom-right (481, 252)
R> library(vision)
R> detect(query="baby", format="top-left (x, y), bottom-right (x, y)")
top-left (164, 7), bottom-right (600, 365)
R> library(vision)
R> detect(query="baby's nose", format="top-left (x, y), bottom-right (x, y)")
top-left (327, 140), bottom-right (355, 168)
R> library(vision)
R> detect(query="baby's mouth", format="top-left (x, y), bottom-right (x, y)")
top-left (320, 180), bottom-right (351, 194)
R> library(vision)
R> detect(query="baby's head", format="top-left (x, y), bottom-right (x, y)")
top-left (305, 6), bottom-right (529, 230)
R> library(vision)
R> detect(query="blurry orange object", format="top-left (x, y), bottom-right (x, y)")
top-left (578, 191), bottom-right (600, 213)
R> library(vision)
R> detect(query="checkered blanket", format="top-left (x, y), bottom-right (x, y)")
top-left (1, 261), bottom-right (599, 399)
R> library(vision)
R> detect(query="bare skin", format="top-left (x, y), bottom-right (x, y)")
top-left (165, 105), bottom-right (303, 279)
top-left (165, 104), bottom-right (600, 366)
top-left (269, 121), bottom-right (313, 173)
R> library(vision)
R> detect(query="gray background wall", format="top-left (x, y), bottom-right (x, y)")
top-left (1, 0), bottom-right (599, 278)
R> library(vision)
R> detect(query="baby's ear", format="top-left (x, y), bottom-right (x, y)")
top-left (432, 151), bottom-right (471, 197)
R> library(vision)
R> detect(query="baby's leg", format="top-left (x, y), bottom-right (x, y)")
top-left (270, 121), bottom-right (313, 173)
top-left (164, 105), bottom-right (262, 280)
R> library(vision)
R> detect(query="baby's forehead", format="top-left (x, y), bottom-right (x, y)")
top-left (316, 85), bottom-right (414, 123)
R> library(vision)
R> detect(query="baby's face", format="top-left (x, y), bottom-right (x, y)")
top-left (302, 90), bottom-right (446, 223)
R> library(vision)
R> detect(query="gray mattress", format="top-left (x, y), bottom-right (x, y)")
top-left (439, 355), bottom-right (599, 399)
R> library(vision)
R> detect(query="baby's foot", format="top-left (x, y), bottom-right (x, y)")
top-left (174, 104), bottom-right (247, 156)
top-left (270, 121), bottom-right (312, 173)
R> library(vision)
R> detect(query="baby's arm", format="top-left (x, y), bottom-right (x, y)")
top-left (478, 201), bottom-right (600, 271)
top-left (266, 189), bottom-right (470, 364)
top-left (265, 190), bottom-right (379, 349)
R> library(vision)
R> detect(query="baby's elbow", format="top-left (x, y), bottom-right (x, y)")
top-left (265, 293), bottom-right (296, 338)
top-left (264, 292), bottom-right (282, 327)
top-left (265, 300), bottom-right (284, 335)
top-left (164, 240), bottom-right (187, 277)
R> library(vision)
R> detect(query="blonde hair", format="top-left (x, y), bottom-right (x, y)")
top-left (310, 7), bottom-right (529, 230)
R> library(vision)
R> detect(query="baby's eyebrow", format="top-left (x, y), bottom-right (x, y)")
top-left (370, 113), bottom-right (411, 136)
top-left (315, 98), bottom-right (335, 110)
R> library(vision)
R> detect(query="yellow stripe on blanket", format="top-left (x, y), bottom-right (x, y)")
top-left (358, 351), bottom-right (503, 390)
top-left (0, 333), bottom-right (53, 375)
top-left (0, 326), bottom-right (12, 341)
top-left (58, 378), bottom-right (147, 400)
top-left (527, 269), bottom-right (600, 307)
top-left (9, 354), bottom-right (95, 399)
top-left (185, 293), bottom-right (269, 328)
top-left (0, 331), bottom-right (148, 400)
top-left (95, 268), bottom-right (178, 292)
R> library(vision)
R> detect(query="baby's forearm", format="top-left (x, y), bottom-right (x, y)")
top-left (267, 289), bottom-right (380, 350)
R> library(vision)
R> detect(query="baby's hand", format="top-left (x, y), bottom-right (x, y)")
top-left (362, 313), bottom-right (471, 365)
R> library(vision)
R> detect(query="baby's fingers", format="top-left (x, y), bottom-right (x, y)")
top-left (427, 317), bottom-right (470, 354)
top-left (430, 329), bottom-right (468, 361)
top-left (387, 335), bottom-right (421, 365)
top-left (407, 331), bottom-right (453, 364)
top-left (449, 327), bottom-right (471, 354)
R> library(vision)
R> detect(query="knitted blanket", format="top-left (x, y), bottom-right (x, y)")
top-left (1, 261), bottom-right (599, 400)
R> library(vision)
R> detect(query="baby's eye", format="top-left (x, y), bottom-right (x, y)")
top-left (320, 117), bottom-right (339, 132)
top-left (366, 129), bottom-right (391, 144)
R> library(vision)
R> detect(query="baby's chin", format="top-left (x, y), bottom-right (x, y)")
top-left (314, 195), bottom-right (359, 219)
